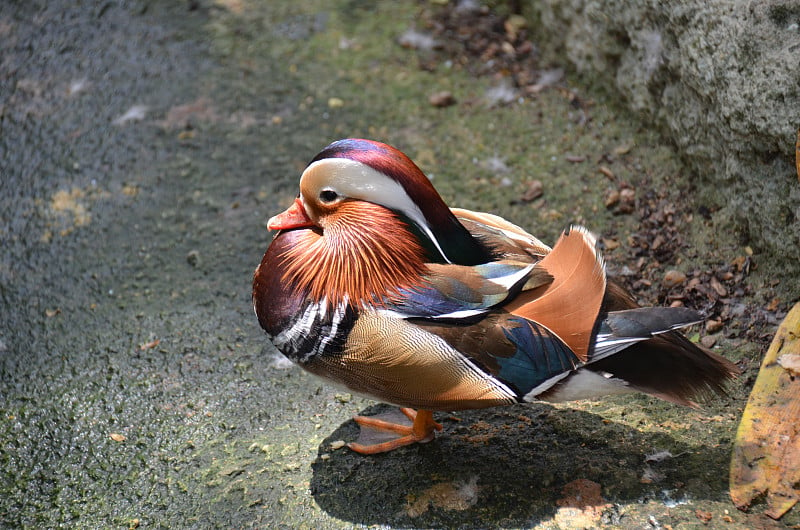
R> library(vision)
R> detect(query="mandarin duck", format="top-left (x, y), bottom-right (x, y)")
top-left (253, 139), bottom-right (739, 454)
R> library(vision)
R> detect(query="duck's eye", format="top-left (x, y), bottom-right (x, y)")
top-left (319, 189), bottom-right (339, 203)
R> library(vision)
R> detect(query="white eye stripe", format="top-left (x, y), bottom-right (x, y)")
top-left (301, 158), bottom-right (453, 263)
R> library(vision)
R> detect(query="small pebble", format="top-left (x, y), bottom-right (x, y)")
top-left (186, 250), bottom-right (201, 267)
top-left (329, 440), bottom-right (346, 451)
top-left (700, 335), bottom-right (717, 348)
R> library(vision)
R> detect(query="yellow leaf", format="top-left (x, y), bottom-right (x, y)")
top-left (730, 301), bottom-right (800, 519)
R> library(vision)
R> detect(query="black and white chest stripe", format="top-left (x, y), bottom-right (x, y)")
top-left (270, 297), bottom-right (357, 364)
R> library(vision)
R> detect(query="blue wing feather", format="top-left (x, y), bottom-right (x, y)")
top-left (496, 317), bottom-right (580, 395)
top-left (387, 261), bottom-right (533, 319)
top-left (383, 259), bottom-right (578, 399)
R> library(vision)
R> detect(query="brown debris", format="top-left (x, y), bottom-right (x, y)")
top-left (520, 180), bottom-right (543, 202)
top-left (616, 188), bottom-right (636, 214)
top-left (613, 143), bottom-right (634, 156)
top-left (598, 165), bottom-right (615, 180)
top-left (796, 128), bottom-right (799, 181)
top-left (416, 1), bottom-right (778, 371)
top-left (503, 14), bottom-right (527, 41)
top-left (599, 177), bottom-right (778, 359)
top-left (603, 185), bottom-right (635, 215)
top-left (406, 3), bottom-right (554, 103)
top-left (710, 276), bottom-right (728, 297)
top-left (604, 189), bottom-right (620, 209)
top-left (662, 269), bottom-right (686, 288)
top-left (139, 338), bottom-right (161, 350)
top-left (601, 237), bottom-right (620, 251)
top-left (700, 335), bottom-right (717, 348)
top-left (695, 509), bottom-right (714, 524)
top-left (554, 479), bottom-right (611, 528)
top-left (429, 91), bottom-right (456, 108)
top-left (705, 319), bottom-right (723, 334)
top-left (406, 477), bottom-right (480, 517)
top-left (159, 96), bottom-right (218, 130)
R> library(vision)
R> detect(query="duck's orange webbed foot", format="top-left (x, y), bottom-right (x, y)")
top-left (347, 408), bottom-right (443, 454)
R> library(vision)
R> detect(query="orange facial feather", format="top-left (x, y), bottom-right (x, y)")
top-left (278, 202), bottom-right (427, 308)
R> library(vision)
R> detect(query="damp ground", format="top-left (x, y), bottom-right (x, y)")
top-left (1, 1), bottom-right (793, 528)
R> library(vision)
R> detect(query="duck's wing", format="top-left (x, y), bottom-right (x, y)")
top-left (452, 207), bottom-right (550, 261)
top-left (305, 304), bottom-right (582, 411)
top-left (384, 260), bottom-right (552, 320)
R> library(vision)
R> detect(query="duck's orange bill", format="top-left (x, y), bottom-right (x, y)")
top-left (267, 198), bottom-right (314, 230)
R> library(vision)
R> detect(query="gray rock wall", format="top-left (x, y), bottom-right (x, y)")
top-left (531, 0), bottom-right (800, 296)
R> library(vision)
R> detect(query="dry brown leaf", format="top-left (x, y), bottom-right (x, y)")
top-left (520, 180), bottom-right (543, 202)
top-left (604, 189), bottom-right (620, 208)
top-left (710, 276), bottom-right (728, 297)
top-left (613, 142), bottom-right (634, 155)
top-left (695, 509), bottom-right (713, 523)
top-left (139, 338), bottom-right (160, 350)
top-left (766, 297), bottom-right (781, 312)
top-left (602, 238), bottom-right (620, 250)
top-left (429, 91), bottom-right (456, 108)
top-left (663, 269), bottom-right (687, 288)
top-left (597, 165), bottom-right (615, 180)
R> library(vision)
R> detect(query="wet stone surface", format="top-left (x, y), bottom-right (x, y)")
top-left (0, 1), bottom-right (793, 528)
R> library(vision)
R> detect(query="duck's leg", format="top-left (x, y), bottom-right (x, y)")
top-left (347, 408), bottom-right (443, 454)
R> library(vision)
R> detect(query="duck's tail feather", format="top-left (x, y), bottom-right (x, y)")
top-left (587, 331), bottom-right (739, 407)
top-left (537, 279), bottom-right (739, 406)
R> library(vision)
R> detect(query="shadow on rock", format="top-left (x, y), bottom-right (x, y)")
top-left (310, 403), bottom-right (731, 528)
